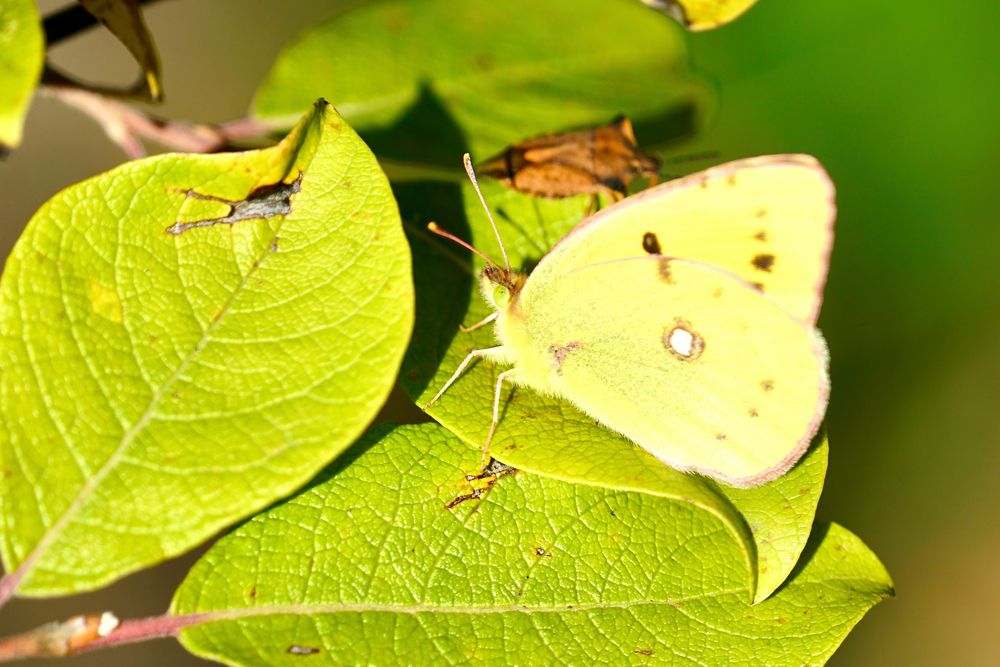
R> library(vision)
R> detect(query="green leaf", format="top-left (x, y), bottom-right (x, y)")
top-left (0, 0), bottom-right (44, 150)
top-left (398, 180), bottom-right (825, 602)
top-left (253, 0), bottom-right (710, 167)
top-left (716, 434), bottom-right (827, 603)
top-left (0, 100), bottom-right (413, 596)
top-left (173, 424), bottom-right (892, 666)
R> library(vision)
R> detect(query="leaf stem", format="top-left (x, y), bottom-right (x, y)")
top-left (0, 611), bottom-right (211, 661)
top-left (42, 81), bottom-right (273, 158)
top-left (42, 0), bottom-right (168, 48)
top-left (77, 613), bottom-right (209, 654)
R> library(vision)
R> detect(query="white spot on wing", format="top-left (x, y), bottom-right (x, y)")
top-left (664, 320), bottom-right (704, 360)
top-left (669, 328), bottom-right (694, 357)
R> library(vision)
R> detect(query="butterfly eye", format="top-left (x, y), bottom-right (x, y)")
top-left (492, 284), bottom-right (511, 308)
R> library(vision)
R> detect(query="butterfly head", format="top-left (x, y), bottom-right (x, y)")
top-left (480, 265), bottom-right (526, 310)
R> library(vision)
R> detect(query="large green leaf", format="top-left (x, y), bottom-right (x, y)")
top-left (173, 424), bottom-right (892, 666)
top-left (0, 100), bottom-right (413, 596)
top-left (398, 180), bottom-right (826, 602)
top-left (253, 0), bottom-right (710, 168)
top-left (0, 0), bottom-right (43, 150)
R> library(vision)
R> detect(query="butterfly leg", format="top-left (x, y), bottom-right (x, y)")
top-left (421, 346), bottom-right (506, 410)
top-left (480, 368), bottom-right (520, 469)
top-left (459, 311), bottom-right (498, 333)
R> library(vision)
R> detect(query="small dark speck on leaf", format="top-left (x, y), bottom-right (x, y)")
top-left (475, 53), bottom-right (496, 71)
top-left (287, 645), bottom-right (321, 655)
top-left (634, 647), bottom-right (655, 657)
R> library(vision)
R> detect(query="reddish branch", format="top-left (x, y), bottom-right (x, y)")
top-left (0, 611), bottom-right (210, 661)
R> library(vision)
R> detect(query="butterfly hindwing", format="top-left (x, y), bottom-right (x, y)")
top-left (505, 256), bottom-right (828, 487)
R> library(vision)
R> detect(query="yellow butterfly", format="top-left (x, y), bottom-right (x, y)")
top-left (641, 0), bottom-right (760, 31)
top-left (427, 154), bottom-right (833, 487)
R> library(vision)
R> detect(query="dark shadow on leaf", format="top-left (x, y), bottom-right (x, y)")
top-left (396, 179), bottom-right (475, 398)
top-left (361, 82), bottom-right (469, 168)
top-left (360, 82), bottom-right (475, 399)
top-left (632, 96), bottom-right (705, 152)
top-left (768, 521), bottom-right (832, 599)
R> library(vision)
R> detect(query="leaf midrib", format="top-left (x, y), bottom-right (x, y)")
top-left (12, 216), bottom-right (288, 589)
top-left (181, 587), bottom-right (749, 621)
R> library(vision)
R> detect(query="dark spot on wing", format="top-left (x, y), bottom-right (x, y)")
top-left (657, 257), bottom-right (674, 283)
top-left (761, 379), bottom-right (775, 392)
top-left (749, 408), bottom-right (759, 417)
top-left (715, 433), bottom-right (727, 441)
top-left (755, 208), bottom-right (768, 218)
top-left (752, 253), bottom-right (775, 272)
top-left (751, 282), bottom-right (765, 292)
top-left (754, 230), bottom-right (768, 241)
top-left (642, 231), bottom-right (662, 255)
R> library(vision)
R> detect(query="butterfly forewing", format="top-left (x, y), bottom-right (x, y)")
top-left (530, 155), bottom-right (834, 323)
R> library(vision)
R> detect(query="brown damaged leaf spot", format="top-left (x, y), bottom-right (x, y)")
top-left (166, 172), bottom-right (303, 235)
top-left (634, 647), bottom-right (656, 657)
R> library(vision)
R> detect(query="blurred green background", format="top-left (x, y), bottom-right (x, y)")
top-left (2, 0), bottom-right (997, 664)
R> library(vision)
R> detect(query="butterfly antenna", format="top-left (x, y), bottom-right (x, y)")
top-left (427, 223), bottom-right (501, 269)
top-left (463, 153), bottom-right (511, 271)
